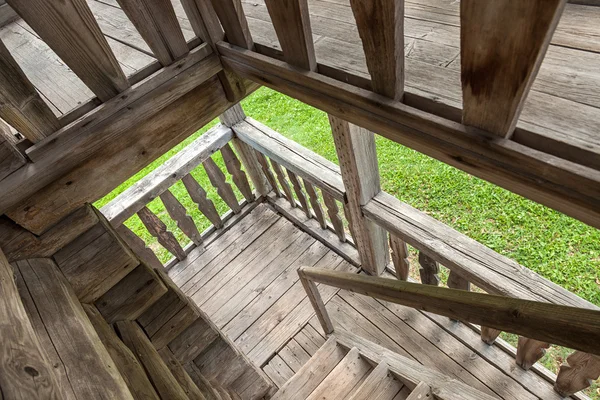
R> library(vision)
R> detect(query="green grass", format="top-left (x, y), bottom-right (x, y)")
top-left (96, 87), bottom-right (600, 395)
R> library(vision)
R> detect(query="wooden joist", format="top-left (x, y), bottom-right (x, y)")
top-left (210, 0), bottom-right (253, 49)
top-left (116, 0), bottom-right (189, 66)
top-left (461, 0), bottom-right (567, 137)
top-left (7, 0), bottom-right (130, 102)
top-left (264, 0), bottom-right (316, 71)
top-left (0, 38), bottom-right (60, 142)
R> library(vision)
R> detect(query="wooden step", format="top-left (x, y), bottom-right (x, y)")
top-left (271, 336), bottom-right (347, 399)
top-left (305, 347), bottom-right (372, 400)
top-left (348, 361), bottom-right (405, 400)
top-left (405, 382), bottom-right (432, 400)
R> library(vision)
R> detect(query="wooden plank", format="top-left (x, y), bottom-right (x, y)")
top-left (461, 0), bottom-right (567, 137)
top-left (299, 268), bottom-right (334, 335)
top-left (418, 252), bottom-right (440, 286)
top-left (151, 301), bottom-right (199, 350)
top-left (264, 0), bottom-right (316, 70)
top-left (8, 0), bottom-right (130, 101)
top-left (138, 206), bottom-right (187, 260)
top-left (322, 192), bottom-right (345, 242)
top-left (100, 123), bottom-right (232, 227)
top-left (0, 121), bottom-right (25, 181)
top-left (221, 142), bottom-right (255, 202)
top-left (161, 189), bottom-right (204, 246)
top-left (83, 304), bottom-right (160, 400)
top-left (405, 382), bottom-right (432, 400)
top-left (287, 169), bottom-right (311, 217)
top-left (204, 156), bottom-right (243, 213)
top-left (117, 223), bottom-right (165, 271)
top-left (0, 251), bottom-right (62, 400)
top-left (115, 320), bottom-right (189, 399)
top-left (270, 159), bottom-right (296, 208)
top-left (169, 318), bottom-right (219, 364)
top-left (389, 234), bottom-right (409, 281)
top-left (16, 258), bottom-right (133, 399)
top-left (157, 347), bottom-right (206, 399)
top-left (349, 361), bottom-right (403, 400)
top-left (480, 327), bottom-right (502, 345)
top-left (303, 179), bottom-right (327, 229)
top-left (0, 3), bottom-right (18, 27)
top-left (233, 138), bottom-right (271, 196)
top-left (210, 0), bottom-right (253, 49)
top-left (116, 0), bottom-right (189, 66)
top-left (329, 115), bottom-right (388, 275)
top-left (0, 37), bottom-right (60, 142)
top-left (278, 339), bottom-right (311, 373)
top-left (255, 150), bottom-right (282, 197)
top-left (349, 0), bottom-right (403, 99)
top-left (263, 354), bottom-right (294, 388)
top-left (182, 173), bottom-right (224, 228)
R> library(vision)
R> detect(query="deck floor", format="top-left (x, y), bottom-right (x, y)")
top-left (168, 203), bottom-right (572, 400)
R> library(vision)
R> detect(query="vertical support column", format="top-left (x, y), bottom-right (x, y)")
top-left (329, 115), bottom-right (388, 275)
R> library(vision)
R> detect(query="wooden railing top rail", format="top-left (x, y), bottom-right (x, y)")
top-left (298, 266), bottom-right (600, 357)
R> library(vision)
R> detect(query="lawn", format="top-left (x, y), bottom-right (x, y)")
top-left (96, 87), bottom-right (600, 395)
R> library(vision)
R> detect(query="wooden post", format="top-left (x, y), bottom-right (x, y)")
top-left (329, 115), bottom-right (388, 275)
top-left (298, 267), bottom-right (334, 334)
top-left (209, 0), bottom-right (253, 49)
top-left (555, 351), bottom-right (600, 397)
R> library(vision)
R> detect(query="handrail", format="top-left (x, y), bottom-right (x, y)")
top-left (298, 266), bottom-right (600, 357)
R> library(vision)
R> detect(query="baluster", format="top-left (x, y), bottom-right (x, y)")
top-left (220, 143), bottom-right (254, 202)
top-left (255, 150), bottom-right (282, 197)
top-left (137, 206), bottom-right (186, 261)
top-left (418, 252), bottom-right (440, 286)
top-left (181, 173), bottom-right (222, 229)
top-left (286, 169), bottom-right (310, 218)
top-left (322, 192), bottom-right (346, 243)
top-left (342, 202), bottom-right (357, 244)
top-left (481, 327), bottom-right (502, 345)
top-left (116, 224), bottom-right (164, 271)
top-left (270, 159), bottom-right (295, 208)
top-left (303, 179), bottom-right (327, 229)
top-left (446, 270), bottom-right (471, 322)
top-left (203, 157), bottom-right (242, 214)
top-left (389, 234), bottom-right (409, 281)
top-left (555, 352), bottom-right (600, 397)
top-left (516, 337), bottom-right (550, 370)
top-left (159, 189), bottom-right (203, 247)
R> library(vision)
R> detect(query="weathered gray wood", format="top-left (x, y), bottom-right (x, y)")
top-left (299, 269), bottom-right (334, 334)
top-left (115, 320), bottom-right (190, 400)
top-left (516, 337), bottom-right (550, 370)
top-left (389, 234), bottom-right (409, 281)
top-left (303, 179), bottom-right (327, 229)
top-left (157, 347), bottom-right (206, 399)
top-left (151, 301), bottom-right (199, 350)
top-left (405, 382), bottom-right (432, 400)
top-left (447, 270), bottom-right (470, 291)
top-left (349, 0), bottom-right (404, 99)
top-left (170, 318), bottom-right (219, 364)
top-left (265, 0), bottom-right (316, 70)
top-left (138, 206), bottom-right (187, 260)
top-left (204, 157), bottom-right (243, 214)
top-left (270, 159), bottom-right (296, 208)
top-left (233, 138), bottom-right (271, 196)
top-left (116, 0), bottom-right (189, 66)
top-left (7, 0), bottom-right (130, 102)
top-left (219, 103), bottom-right (246, 127)
top-left (555, 352), bottom-right (600, 397)
top-left (329, 115), bottom-right (388, 275)
top-left (418, 252), bottom-right (440, 286)
top-left (0, 3), bottom-right (18, 27)
top-left (0, 121), bottom-right (25, 180)
top-left (221, 143), bottom-right (255, 202)
top-left (0, 251), bottom-right (62, 400)
top-left (348, 361), bottom-right (403, 400)
top-left (161, 190), bottom-right (204, 246)
top-left (100, 124), bottom-right (232, 227)
top-left (117, 223), bottom-right (165, 271)
top-left (16, 258), bottom-right (133, 399)
top-left (83, 304), bottom-right (160, 400)
top-left (209, 0), bottom-right (253, 49)
top-left (182, 173), bottom-right (223, 228)
top-left (0, 38), bottom-right (61, 142)
top-left (461, 0), bottom-right (567, 137)
top-left (255, 150), bottom-right (282, 197)
top-left (287, 169), bottom-right (311, 218)
top-left (322, 192), bottom-right (346, 243)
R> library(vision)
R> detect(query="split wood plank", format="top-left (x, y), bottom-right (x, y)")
top-left (16, 258), bottom-right (133, 399)
top-left (287, 169), bottom-right (311, 217)
top-left (161, 189), bottom-right (204, 246)
top-left (389, 234), bottom-right (409, 281)
top-left (83, 304), bottom-right (160, 400)
top-left (115, 320), bottom-right (190, 400)
top-left (116, 0), bottom-right (189, 66)
top-left (303, 179), bottom-right (327, 229)
top-left (270, 159), bottom-right (296, 208)
top-left (0, 251), bottom-right (62, 400)
top-left (138, 206), bottom-right (187, 260)
top-left (7, 0), bottom-right (130, 101)
top-left (555, 352), bottom-right (600, 397)
top-left (0, 38), bottom-right (60, 142)
top-left (117, 223), bottom-right (165, 271)
top-left (255, 150), bottom-right (282, 197)
top-left (182, 173), bottom-right (224, 228)
top-left (204, 157), bottom-right (243, 214)
top-left (264, 0), bottom-right (316, 70)
top-left (461, 0), bottom-right (567, 137)
top-left (210, 0), bottom-right (254, 49)
top-left (349, 0), bottom-right (404, 99)
top-left (322, 192), bottom-right (346, 243)
top-left (221, 142), bottom-right (255, 201)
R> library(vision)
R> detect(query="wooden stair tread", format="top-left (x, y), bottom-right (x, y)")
top-left (405, 382), bottom-right (432, 400)
top-left (348, 361), bottom-right (405, 400)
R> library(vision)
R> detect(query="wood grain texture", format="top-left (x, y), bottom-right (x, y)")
top-left (157, 347), bottom-right (207, 399)
top-left (405, 382), bottom-right (432, 400)
top-left (161, 189), bottom-right (204, 246)
top-left (0, 37), bottom-right (60, 142)
top-left (299, 269), bottom-right (334, 334)
top-left (480, 327), bottom-right (502, 345)
top-left (270, 159), bottom-right (296, 208)
top-left (182, 173), bottom-right (223, 228)
top-left (322, 191), bottom-right (346, 243)
top-left (255, 150), bottom-right (282, 197)
top-left (265, 0), bottom-right (316, 70)
top-left (516, 337), bottom-right (550, 370)
top-left (418, 252), bottom-right (440, 286)
top-left (138, 205), bottom-right (187, 260)
top-left (0, 252), bottom-right (61, 400)
top-left (233, 138), bottom-right (271, 196)
top-left (221, 143), bottom-right (255, 201)
top-left (461, 0), bottom-right (567, 137)
top-left (204, 156), bottom-right (243, 213)
top-left (117, 223), bottom-right (165, 271)
top-left (0, 122), bottom-right (25, 180)
top-left (287, 169), bottom-right (311, 218)
top-left (303, 179), bottom-right (327, 229)
top-left (210, 0), bottom-right (253, 49)
top-left (116, 0), bottom-right (189, 66)
top-left (7, 0), bottom-right (130, 102)
top-left (389, 234), bottom-right (409, 281)
top-left (555, 351), bottom-right (600, 397)
top-left (349, 0), bottom-right (404, 99)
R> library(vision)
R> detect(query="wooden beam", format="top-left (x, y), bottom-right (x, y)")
top-left (461, 0), bottom-right (567, 137)
top-left (348, 0), bottom-right (404, 99)
top-left (0, 38), bottom-right (60, 142)
top-left (115, 0), bottom-right (189, 66)
top-left (264, 0), bottom-right (316, 71)
top-left (0, 250), bottom-right (62, 399)
top-left (217, 43), bottom-right (600, 229)
top-left (209, 0), bottom-right (253, 49)
top-left (300, 267), bottom-right (600, 356)
top-left (0, 119), bottom-right (26, 180)
top-left (7, 0), bottom-right (130, 102)
top-left (329, 115), bottom-right (388, 275)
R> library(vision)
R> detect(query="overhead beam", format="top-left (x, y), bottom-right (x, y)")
top-left (461, 0), bottom-right (567, 138)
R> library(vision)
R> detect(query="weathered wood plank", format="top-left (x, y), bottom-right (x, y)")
top-left (221, 143), bottom-right (255, 201)
top-left (303, 179), bottom-right (327, 229)
top-left (270, 159), bottom-right (296, 208)
top-left (348, 361), bottom-right (403, 400)
top-left (322, 192), bottom-right (346, 243)
top-left (255, 150), bottom-right (282, 197)
top-left (0, 120), bottom-right (25, 180)
top-left (418, 252), bottom-right (440, 286)
top-left (0, 38), bottom-right (60, 142)
top-left (461, 0), bottom-right (567, 137)
top-left (480, 327), bottom-right (502, 345)
top-left (161, 190), bottom-right (203, 246)
top-left (117, 223), bottom-right (164, 271)
top-left (389, 234), bottom-right (409, 281)
top-left (182, 173), bottom-right (223, 228)
top-left (406, 382), bottom-right (432, 400)
top-left (287, 169), bottom-right (311, 217)
top-left (555, 352), bottom-right (600, 397)
top-left (210, 0), bottom-right (253, 49)
top-left (138, 206), bottom-right (187, 261)
top-left (233, 138), bottom-right (271, 196)
top-left (204, 156), bottom-right (243, 213)
top-left (158, 347), bottom-right (206, 399)
top-left (7, 0), bottom-right (130, 101)
top-left (299, 269), bottom-right (334, 334)
top-left (116, 0), bottom-right (189, 66)
top-left (0, 251), bottom-right (62, 400)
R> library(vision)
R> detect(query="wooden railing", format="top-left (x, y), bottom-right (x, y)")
top-left (298, 266), bottom-right (600, 398)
